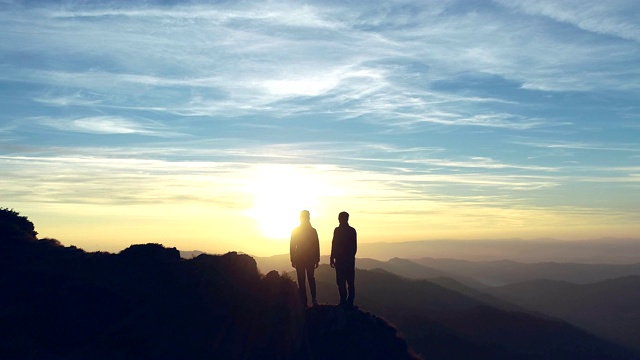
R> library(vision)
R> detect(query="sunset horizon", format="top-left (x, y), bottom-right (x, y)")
top-left (2, 1), bottom-right (639, 258)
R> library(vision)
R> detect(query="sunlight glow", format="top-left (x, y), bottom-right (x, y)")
top-left (246, 165), bottom-right (333, 240)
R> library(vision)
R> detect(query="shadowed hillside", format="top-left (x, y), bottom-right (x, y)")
top-left (303, 305), bottom-right (418, 360)
top-left (0, 209), bottom-right (418, 359)
top-left (0, 244), bottom-right (302, 358)
top-left (307, 266), bottom-right (639, 360)
top-left (489, 276), bottom-right (640, 351)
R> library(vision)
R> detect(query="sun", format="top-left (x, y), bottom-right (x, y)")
top-left (246, 165), bottom-right (325, 240)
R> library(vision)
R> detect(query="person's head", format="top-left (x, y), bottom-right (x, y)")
top-left (300, 210), bottom-right (311, 223)
top-left (338, 211), bottom-right (349, 224)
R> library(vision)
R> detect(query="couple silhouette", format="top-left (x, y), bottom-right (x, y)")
top-left (290, 210), bottom-right (357, 308)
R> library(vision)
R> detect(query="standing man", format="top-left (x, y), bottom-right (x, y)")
top-left (330, 211), bottom-right (357, 308)
top-left (290, 210), bottom-right (320, 308)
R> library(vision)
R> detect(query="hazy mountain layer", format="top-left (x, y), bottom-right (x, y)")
top-left (356, 239), bottom-right (640, 264)
top-left (300, 266), bottom-right (639, 359)
top-left (489, 276), bottom-right (640, 351)
top-left (254, 253), bottom-right (640, 287)
top-left (414, 257), bottom-right (640, 286)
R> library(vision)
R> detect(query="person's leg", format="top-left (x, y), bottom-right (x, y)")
top-left (295, 266), bottom-right (308, 306)
top-left (306, 264), bottom-right (317, 305)
top-left (335, 262), bottom-right (347, 305)
top-left (346, 261), bottom-right (355, 306)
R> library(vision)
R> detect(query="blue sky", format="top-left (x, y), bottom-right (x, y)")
top-left (1, 0), bottom-right (639, 255)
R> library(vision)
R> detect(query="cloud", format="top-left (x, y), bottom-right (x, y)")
top-left (403, 156), bottom-right (557, 172)
top-left (512, 139), bottom-right (640, 153)
top-left (379, 111), bottom-right (551, 130)
top-left (34, 92), bottom-right (103, 107)
top-left (0, 138), bottom-right (561, 209)
top-left (3, 0), bottom-right (637, 124)
top-left (0, 153), bottom-right (253, 206)
top-left (35, 116), bottom-right (181, 137)
top-left (495, 0), bottom-right (640, 42)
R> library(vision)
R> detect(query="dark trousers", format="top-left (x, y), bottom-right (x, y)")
top-left (295, 263), bottom-right (316, 305)
top-left (335, 260), bottom-right (355, 305)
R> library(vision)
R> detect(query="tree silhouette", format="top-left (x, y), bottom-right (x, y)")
top-left (0, 208), bottom-right (38, 245)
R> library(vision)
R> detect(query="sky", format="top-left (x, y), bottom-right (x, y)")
top-left (1, 0), bottom-right (639, 256)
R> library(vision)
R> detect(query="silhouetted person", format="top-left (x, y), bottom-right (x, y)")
top-left (290, 210), bottom-right (320, 307)
top-left (330, 211), bottom-right (357, 308)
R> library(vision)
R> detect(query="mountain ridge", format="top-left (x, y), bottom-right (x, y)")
top-left (0, 209), bottom-right (418, 359)
top-left (3, 209), bottom-right (639, 359)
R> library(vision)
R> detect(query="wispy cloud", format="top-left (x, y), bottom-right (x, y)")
top-left (513, 139), bottom-right (640, 152)
top-left (3, 0), bottom-right (637, 123)
top-left (0, 153), bottom-right (252, 206)
top-left (495, 0), bottom-right (640, 42)
top-left (34, 92), bottom-right (103, 107)
top-left (34, 116), bottom-right (181, 137)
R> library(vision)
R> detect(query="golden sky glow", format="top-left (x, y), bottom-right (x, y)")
top-left (2, 1), bottom-right (640, 257)
top-left (7, 160), bottom-right (639, 257)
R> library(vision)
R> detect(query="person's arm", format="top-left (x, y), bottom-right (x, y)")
top-left (330, 228), bottom-right (337, 268)
top-left (290, 230), bottom-right (296, 267)
top-left (353, 228), bottom-right (357, 257)
top-left (313, 229), bottom-right (320, 268)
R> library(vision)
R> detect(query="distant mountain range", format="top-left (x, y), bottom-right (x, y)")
top-left (182, 237), bottom-right (640, 265)
top-left (254, 253), bottom-right (640, 355)
top-left (411, 257), bottom-right (640, 286)
top-left (488, 276), bottom-right (640, 352)
top-left (305, 265), bottom-right (638, 359)
top-left (354, 238), bottom-right (640, 264)
top-left (252, 253), bottom-right (640, 287)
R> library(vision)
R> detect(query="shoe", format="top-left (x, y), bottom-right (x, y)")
top-left (312, 299), bottom-right (319, 307)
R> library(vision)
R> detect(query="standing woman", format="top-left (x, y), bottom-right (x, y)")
top-left (290, 210), bottom-right (320, 308)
